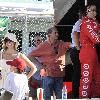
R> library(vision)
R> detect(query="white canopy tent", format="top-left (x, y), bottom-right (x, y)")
top-left (0, 0), bottom-right (54, 54)
top-left (0, 1), bottom-right (54, 20)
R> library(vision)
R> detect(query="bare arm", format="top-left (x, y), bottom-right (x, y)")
top-left (25, 92), bottom-right (29, 100)
top-left (19, 53), bottom-right (37, 79)
top-left (73, 31), bottom-right (80, 49)
top-left (28, 56), bottom-right (47, 77)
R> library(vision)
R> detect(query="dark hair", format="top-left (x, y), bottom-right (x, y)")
top-left (47, 27), bottom-right (57, 35)
top-left (78, 9), bottom-right (84, 19)
top-left (34, 33), bottom-right (41, 37)
top-left (17, 68), bottom-right (24, 74)
top-left (83, 3), bottom-right (96, 16)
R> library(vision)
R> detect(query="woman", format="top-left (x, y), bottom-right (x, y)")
top-left (4, 58), bottom-right (29, 100)
top-left (79, 4), bottom-right (100, 98)
top-left (0, 32), bottom-right (37, 89)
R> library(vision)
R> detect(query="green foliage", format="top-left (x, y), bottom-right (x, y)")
top-left (0, 17), bottom-right (9, 37)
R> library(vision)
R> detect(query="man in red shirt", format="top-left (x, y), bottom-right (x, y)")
top-left (28, 27), bottom-right (71, 100)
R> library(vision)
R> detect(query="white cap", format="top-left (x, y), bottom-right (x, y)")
top-left (4, 33), bottom-right (19, 45)
top-left (5, 33), bottom-right (17, 42)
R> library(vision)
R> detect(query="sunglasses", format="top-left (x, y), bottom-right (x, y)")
top-left (54, 31), bottom-right (58, 33)
top-left (87, 9), bottom-right (96, 12)
top-left (4, 38), bottom-right (13, 43)
top-left (34, 39), bottom-right (41, 42)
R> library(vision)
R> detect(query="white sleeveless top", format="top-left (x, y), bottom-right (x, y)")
top-left (0, 51), bottom-right (14, 89)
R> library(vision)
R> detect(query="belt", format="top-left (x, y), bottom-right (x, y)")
top-left (80, 45), bottom-right (95, 48)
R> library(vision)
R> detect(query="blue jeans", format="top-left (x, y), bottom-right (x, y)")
top-left (43, 76), bottom-right (63, 100)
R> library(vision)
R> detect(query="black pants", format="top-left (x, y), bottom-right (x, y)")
top-left (95, 44), bottom-right (100, 62)
top-left (70, 47), bottom-right (81, 99)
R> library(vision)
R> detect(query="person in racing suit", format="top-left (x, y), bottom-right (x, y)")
top-left (79, 4), bottom-right (100, 98)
